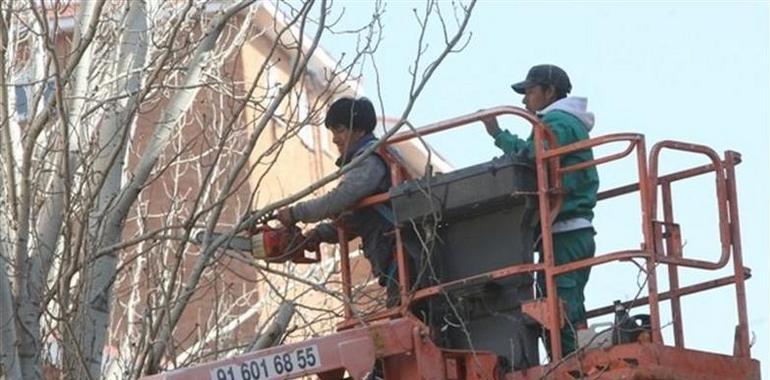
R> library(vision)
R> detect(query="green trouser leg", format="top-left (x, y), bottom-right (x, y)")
top-left (537, 228), bottom-right (596, 356)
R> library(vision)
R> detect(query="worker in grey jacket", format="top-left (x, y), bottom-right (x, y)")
top-left (276, 97), bottom-right (396, 290)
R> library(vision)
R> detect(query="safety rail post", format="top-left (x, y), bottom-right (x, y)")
top-left (725, 151), bottom-right (751, 358)
top-left (387, 161), bottom-right (413, 307)
top-left (661, 181), bottom-right (685, 347)
top-left (533, 119), bottom-right (564, 361)
top-left (337, 228), bottom-right (353, 319)
top-left (636, 137), bottom-right (664, 344)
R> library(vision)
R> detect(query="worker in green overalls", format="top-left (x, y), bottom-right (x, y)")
top-left (482, 64), bottom-right (599, 356)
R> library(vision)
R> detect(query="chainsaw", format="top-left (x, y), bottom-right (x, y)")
top-left (192, 215), bottom-right (320, 264)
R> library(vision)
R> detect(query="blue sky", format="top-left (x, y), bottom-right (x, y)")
top-left (320, 0), bottom-right (769, 373)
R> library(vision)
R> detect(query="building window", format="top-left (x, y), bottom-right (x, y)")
top-left (15, 85), bottom-right (28, 120)
top-left (267, 64), bottom-right (282, 121)
top-left (15, 78), bottom-right (55, 122)
top-left (297, 91), bottom-right (314, 149)
top-left (319, 125), bottom-right (331, 154)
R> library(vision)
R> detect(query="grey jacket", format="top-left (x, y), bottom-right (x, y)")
top-left (290, 138), bottom-right (394, 280)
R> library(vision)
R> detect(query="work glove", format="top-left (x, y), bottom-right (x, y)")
top-left (275, 207), bottom-right (295, 226)
top-left (302, 229), bottom-right (322, 252)
top-left (481, 116), bottom-right (502, 138)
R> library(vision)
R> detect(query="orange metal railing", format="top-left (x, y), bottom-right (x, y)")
top-left (334, 105), bottom-right (750, 363)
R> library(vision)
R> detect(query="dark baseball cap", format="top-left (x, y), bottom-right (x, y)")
top-left (511, 64), bottom-right (572, 95)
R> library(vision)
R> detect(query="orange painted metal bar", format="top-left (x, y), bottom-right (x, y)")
top-left (543, 248), bottom-right (742, 273)
top-left (546, 246), bottom-right (746, 278)
top-left (336, 308), bottom-right (403, 330)
top-left (508, 341), bottom-right (761, 380)
top-left (354, 192), bottom-right (389, 209)
top-left (383, 106), bottom-right (562, 226)
top-left (662, 182), bottom-right (685, 348)
top-left (411, 262), bottom-right (545, 301)
top-left (558, 141), bottom-right (637, 174)
top-left (635, 138), bottom-right (663, 344)
top-left (650, 141), bottom-right (731, 271)
top-left (336, 228), bottom-right (353, 319)
top-left (532, 117), bottom-right (564, 360)
top-left (655, 255), bottom-right (727, 269)
top-left (387, 162), bottom-right (412, 308)
top-left (142, 318), bottom-right (420, 380)
top-left (384, 106), bottom-right (565, 227)
top-left (386, 106), bottom-right (541, 145)
top-left (597, 156), bottom-right (742, 201)
top-left (538, 133), bottom-right (642, 176)
top-left (541, 132), bottom-right (642, 158)
top-left (725, 151), bottom-right (751, 358)
top-left (543, 133), bottom-right (643, 176)
top-left (549, 250), bottom-right (649, 276)
top-left (585, 271), bottom-right (750, 319)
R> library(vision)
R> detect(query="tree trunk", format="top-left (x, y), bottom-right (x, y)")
top-left (0, 7), bottom-right (23, 380)
top-left (248, 302), bottom-right (295, 352)
top-left (79, 2), bottom-right (255, 377)
top-left (0, 257), bottom-right (21, 379)
top-left (69, 1), bottom-right (148, 377)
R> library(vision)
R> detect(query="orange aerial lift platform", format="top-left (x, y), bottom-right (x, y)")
top-left (143, 106), bottom-right (760, 380)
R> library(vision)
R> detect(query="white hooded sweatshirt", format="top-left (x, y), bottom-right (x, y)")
top-left (538, 96), bottom-right (595, 132)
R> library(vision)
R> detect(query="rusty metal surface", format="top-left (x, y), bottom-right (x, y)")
top-left (585, 272), bottom-right (751, 320)
top-left (661, 183), bottom-right (685, 348)
top-left (507, 343), bottom-right (761, 380)
top-left (387, 106), bottom-right (541, 144)
top-left (141, 318), bottom-right (418, 380)
top-left (649, 140), bottom-right (732, 270)
top-left (521, 299), bottom-right (564, 328)
top-left (725, 151), bottom-right (751, 358)
top-left (411, 262), bottom-right (544, 301)
top-left (337, 228), bottom-right (353, 319)
top-left (596, 156), bottom-right (740, 201)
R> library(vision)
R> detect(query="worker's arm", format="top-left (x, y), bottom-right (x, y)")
top-left (494, 130), bottom-right (529, 155)
top-left (486, 112), bottom-right (582, 158)
top-left (290, 155), bottom-right (387, 223)
top-left (307, 223), bottom-right (339, 244)
top-left (482, 116), bottom-right (529, 155)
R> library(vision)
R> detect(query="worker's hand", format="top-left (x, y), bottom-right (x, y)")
top-left (275, 207), bottom-right (295, 227)
top-left (481, 116), bottom-right (502, 138)
top-left (303, 230), bottom-right (322, 252)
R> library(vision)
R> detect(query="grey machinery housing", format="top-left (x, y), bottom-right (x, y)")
top-left (390, 154), bottom-right (541, 371)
